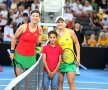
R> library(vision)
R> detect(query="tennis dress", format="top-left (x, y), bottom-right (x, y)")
top-left (14, 24), bottom-right (39, 68)
top-left (57, 29), bottom-right (76, 72)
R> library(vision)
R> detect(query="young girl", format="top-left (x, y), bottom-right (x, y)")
top-left (88, 34), bottom-right (97, 47)
top-left (96, 32), bottom-right (108, 47)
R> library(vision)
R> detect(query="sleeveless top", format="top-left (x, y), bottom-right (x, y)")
top-left (57, 29), bottom-right (74, 63)
top-left (16, 24), bottom-right (39, 56)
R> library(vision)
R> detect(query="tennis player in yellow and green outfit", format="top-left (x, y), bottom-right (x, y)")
top-left (56, 16), bottom-right (80, 90)
top-left (57, 28), bottom-right (76, 73)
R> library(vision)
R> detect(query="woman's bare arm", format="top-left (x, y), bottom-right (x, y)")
top-left (11, 24), bottom-right (26, 50)
top-left (70, 29), bottom-right (80, 65)
top-left (10, 24), bottom-right (26, 60)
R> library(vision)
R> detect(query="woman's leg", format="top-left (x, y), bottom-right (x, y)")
top-left (14, 67), bottom-right (22, 77)
top-left (58, 72), bottom-right (65, 90)
top-left (66, 72), bottom-right (76, 90)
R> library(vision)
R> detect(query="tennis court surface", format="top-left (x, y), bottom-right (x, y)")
top-left (0, 65), bottom-right (108, 90)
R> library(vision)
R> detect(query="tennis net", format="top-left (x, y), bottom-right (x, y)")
top-left (5, 53), bottom-right (43, 90)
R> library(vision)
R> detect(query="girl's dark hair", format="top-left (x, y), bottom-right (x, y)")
top-left (31, 10), bottom-right (40, 16)
top-left (48, 31), bottom-right (58, 37)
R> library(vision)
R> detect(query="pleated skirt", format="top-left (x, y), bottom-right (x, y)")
top-left (13, 51), bottom-right (36, 68)
top-left (59, 62), bottom-right (76, 72)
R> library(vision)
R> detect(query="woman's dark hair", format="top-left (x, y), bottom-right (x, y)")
top-left (48, 31), bottom-right (58, 37)
top-left (31, 10), bottom-right (40, 16)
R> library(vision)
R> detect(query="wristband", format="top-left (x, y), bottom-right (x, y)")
top-left (10, 50), bottom-right (15, 53)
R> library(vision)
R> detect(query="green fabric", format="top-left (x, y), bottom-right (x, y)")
top-left (91, 3), bottom-right (97, 10)
top-left (36, 46), bottom-right (42, 54)
top-left (59, 62), bottom-right (76, 72)
top-left (13, 51), bottom-right (36, 68)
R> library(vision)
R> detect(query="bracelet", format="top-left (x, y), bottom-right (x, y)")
top-left (10, 50), bottom-right (15, 53)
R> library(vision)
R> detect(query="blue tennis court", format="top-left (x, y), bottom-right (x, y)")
top-left (0, 66), bottom-right (108, 90)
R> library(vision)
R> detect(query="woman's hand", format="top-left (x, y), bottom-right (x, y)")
top-left (76, 56), bottom-right (80, 67)
top-left (10, 53), bottom-right (14, 61)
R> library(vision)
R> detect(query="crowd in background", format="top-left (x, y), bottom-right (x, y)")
top-left (0, 0), bottom-right (108, 47)
top-left (0, 0), bottom-right (39, 44)
top-left (64, 0), bottom-right (108, 47)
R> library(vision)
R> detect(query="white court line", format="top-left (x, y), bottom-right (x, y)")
top-left (64, 81), bottom-right (108, 84)
top-left (0, 79), bottom-right (12, 80)
top-left (0, 85), bottom-right (7, 87)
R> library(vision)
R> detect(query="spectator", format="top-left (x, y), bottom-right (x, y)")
top-left (16, 5), bottom-right (25, 26)
top-left (88, 33), bottom-right (97, 47)
top-left (0, 3), bottom-right (8, 32)
top-left (3, 0), bottom-right (12, 10)
top-left (8, 9), bottom-right (17, 24)
top-left (80, 0), bottom-right (86, 6)
top-left (10, 0), bottom-right (17, 10)
top-left (64, 6), bottom-right (73, 28)
top-left (91, 0), bottom-right (97, 10)
top-left (96, 32), bottom-right (108, 47)
top-left (69, 17), bottom-right (77, 29)
top-left (23, 0), bottom-right (33, 9)
top-left (64, 0), bottom-right (70, 7)
top-left (83, 1), bottom-right (93, 14)
top-left (31, 0), bottom-right (40, 11)
top-left (69, 0), bottom-right (77, 12)
top-left (17, 0), bottom-right (24, 8)
top-left (102, 27), bottom-right (108, 35)
top-left (73, 22), bottom-right (84, 46)
top-left (17, 13), bottom-right (29, 28)
top-left (101, 15), bottom-right (108, 28)
top-left (24, 6), bottom-right (31, 17)
top-left (75, 0), bottom-right (83, 16)
top-left (90, 11), bottom-right (102, 31)
top-left (97, 9), bottom-right (106, 21)
top-left (98, 0), bottom-right (108, 10)
top-left (3, 18), bottom-right (14, 44)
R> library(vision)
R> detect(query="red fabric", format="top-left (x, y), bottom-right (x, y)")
top-left (16, 24), bottom-right (39, 56)
top-left (42, 44), bottom-right (62, 72)
top-left (67, 21), bottom-right (73, 29)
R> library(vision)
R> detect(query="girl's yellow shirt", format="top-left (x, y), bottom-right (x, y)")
top-left (98, 36), bottom-right (108, 46)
